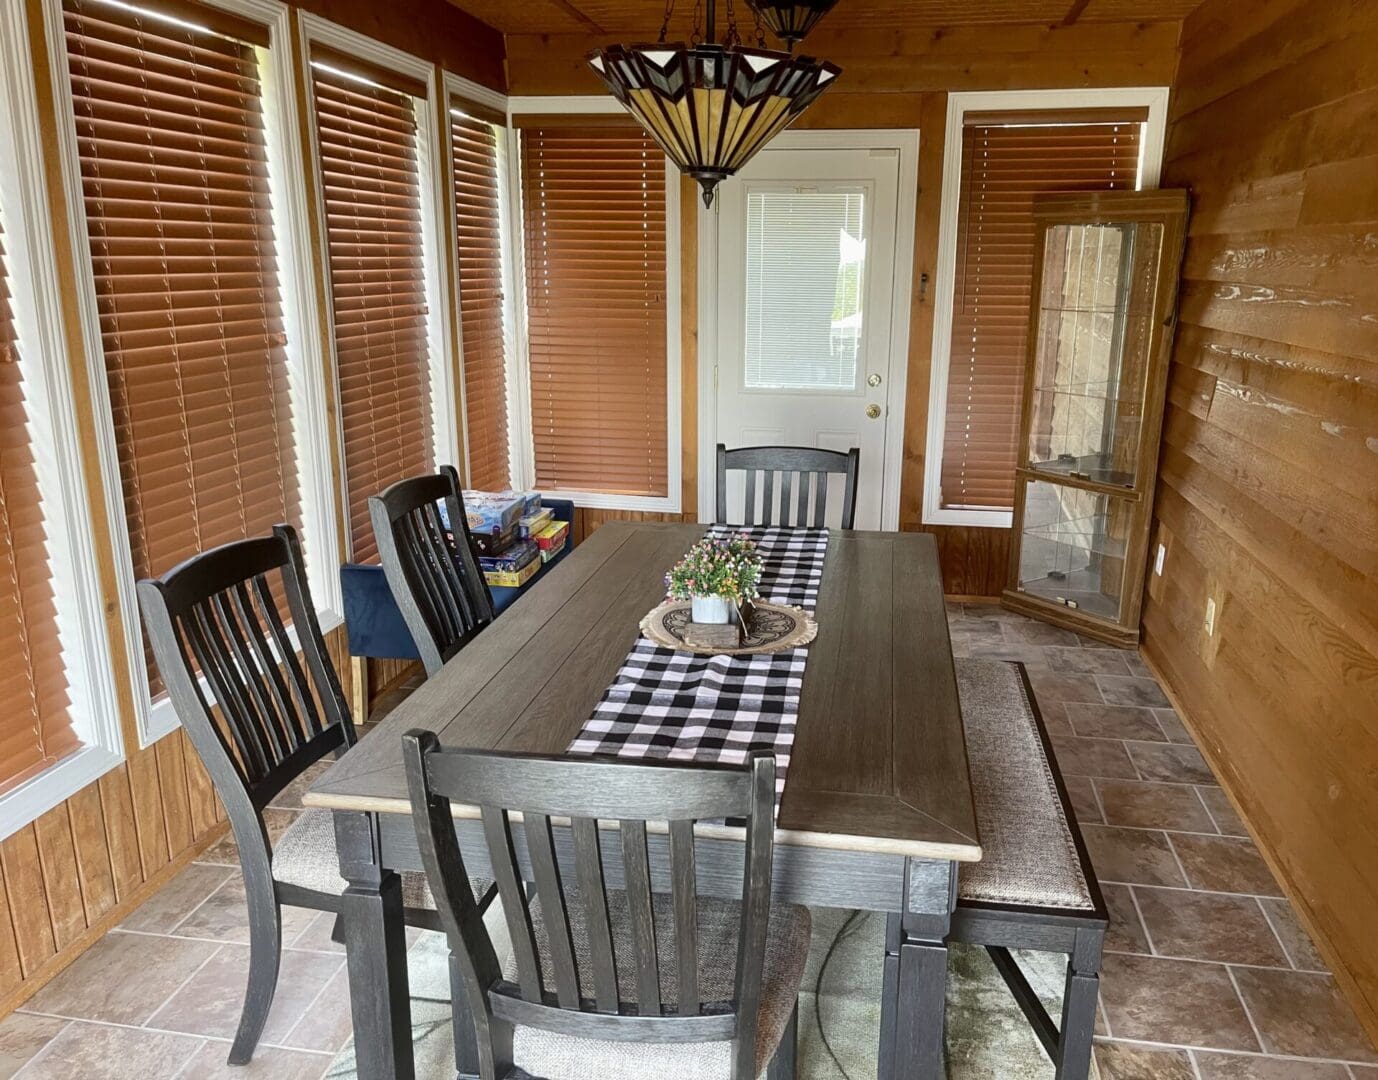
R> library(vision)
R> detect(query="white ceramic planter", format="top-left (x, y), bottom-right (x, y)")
top-left (690, 595), bottom-right (736, 624)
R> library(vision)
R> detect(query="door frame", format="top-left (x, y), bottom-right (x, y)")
top-left (696, 128), bottom-right (920, 528)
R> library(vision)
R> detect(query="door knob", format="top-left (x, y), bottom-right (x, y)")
top-left (867, 373), bottom-right (882, 387)
top-left (865, 404), bottom-right (882, 419)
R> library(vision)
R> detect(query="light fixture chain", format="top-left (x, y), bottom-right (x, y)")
top-left (724, 0), bottom-right (742, 46)
top-left (657, 0), bottom-right (675, 42)
top-left (691, 0), bottom-right (703, 44)
top-left (752, 4), bottom-right (767, 47)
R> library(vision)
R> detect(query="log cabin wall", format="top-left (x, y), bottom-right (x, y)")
top-left (1143, 0), bottom-right (1378, 1043)
top-left (508, 20), bottom-right (1183, 596)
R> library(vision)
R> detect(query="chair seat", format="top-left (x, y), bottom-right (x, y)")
top-left (272, 807), bottom-right (438, 909)
top-left (955, 658), bottom-right (1095, 912)
top-left (507, 892), bottom-right (811, 1080)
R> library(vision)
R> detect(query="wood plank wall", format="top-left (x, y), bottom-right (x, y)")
top-left (513, 21), bottom-right (1180, 595)
top-left (1144, 0), bottom-right (1378, 1043)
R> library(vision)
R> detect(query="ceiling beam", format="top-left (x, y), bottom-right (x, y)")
top-left (553, 0), bottom-right (605, 33)
top-left (1061, 0), bottom-right (1092, 25)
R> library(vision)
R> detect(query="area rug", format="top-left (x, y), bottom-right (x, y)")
top-left (327, 906), bottom-right (1098, 1079)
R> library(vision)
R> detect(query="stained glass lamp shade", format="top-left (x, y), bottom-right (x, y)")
top-left (746, 0), bottom-right (841, 48)
top-left (587, 42), bottom-right (841, 207)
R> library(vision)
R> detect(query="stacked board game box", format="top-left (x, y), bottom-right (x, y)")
top-left (479, 538), bottom-right (540, 588)
top-left (533, 519), bottom-right (569, 562)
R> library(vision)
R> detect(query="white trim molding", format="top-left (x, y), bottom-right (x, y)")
top-left (45, 0), bottom-right (345, 745)
top-left (921, 87), bottom-right (1170, 529)
top-left (696, 128), bottom-right (921, 529)
top-left (0, 0), bottom-right (124, 836)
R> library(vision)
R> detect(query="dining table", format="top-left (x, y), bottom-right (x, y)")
top-left (304, 520), bottom-right (982, 1080)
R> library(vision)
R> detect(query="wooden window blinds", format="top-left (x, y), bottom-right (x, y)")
top-left (450, 111), bottom-right (509, 491)
top-left (0, 223), bottom-right (79, 790)
top-left (64, 0), bottom-right (298, 676)
top-left (520, 126), bottom-right (669, 498)
top-left (940, 110), bottom-right (1144, 511)
top-left (312, 63), bottom-right (432, 563)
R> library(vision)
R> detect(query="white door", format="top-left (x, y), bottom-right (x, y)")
top-left (713, 145), bottom-right (904, 530)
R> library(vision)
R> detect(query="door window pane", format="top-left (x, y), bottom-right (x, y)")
top-left (744, 189), bottom-right (866, 392)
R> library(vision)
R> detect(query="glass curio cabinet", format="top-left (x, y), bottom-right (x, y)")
top-left (1003, 190), bottom-right (1190, 645)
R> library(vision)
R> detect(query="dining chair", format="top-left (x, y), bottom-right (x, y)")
top-left (369, 464), bottom-right (494, 676)
top-left (715, 443), bottom-right (861, 529)
top-left (948, 657), bottom-right (1108, 1080)
top-left (137, 524), bottom-right (489, 1066)
top-left (403, 735), bottom-right (811, 1080)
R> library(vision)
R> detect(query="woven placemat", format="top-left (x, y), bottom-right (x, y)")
top-left (639, 600), bottom-right (819, 656)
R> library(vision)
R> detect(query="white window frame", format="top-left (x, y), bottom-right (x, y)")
top-left (45, 0), bottom-right (346, 745)
top-left (441, 71), bottom-right (515, 491)
top-left (0, 0), bottom-right (124, 835)
top-left (505, 95), bottom-right (683, 514)
top-left (298, 12), bottom-right (462, 529)
top-left (922, 87), bottom-right (1170, 528)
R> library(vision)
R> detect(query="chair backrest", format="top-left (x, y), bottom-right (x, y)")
top-left (137, 525), bottom-right (353, 878)
top-left (715, 443), bottom-right (860, 529)
top-left (403, 733), bottom-right (777, 1080)
top-left (369, 465), bottom-right (494, 676)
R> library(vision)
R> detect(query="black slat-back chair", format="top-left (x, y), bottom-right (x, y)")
top-left (370, 464), bottom-right (494, 676)
top-left (403, 735), bottom-right (812, 1080)
top-left (715, 443), bottom-right (861, 529)
top-left (137, 525), bottom-right (486, 1066)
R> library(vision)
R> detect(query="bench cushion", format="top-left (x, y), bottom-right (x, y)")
top-left (955, 658), bottom-right (1095, 912)
top-left (273, 807), bottom-right (440, 909)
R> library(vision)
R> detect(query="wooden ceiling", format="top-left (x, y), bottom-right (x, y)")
top-left (446, 0), bottom-right (1203, 37)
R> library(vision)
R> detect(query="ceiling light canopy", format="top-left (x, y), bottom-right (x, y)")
top-left (587, 0), bottom-right (841, 208)
top-left (744, 0), bottom-right (841, 49)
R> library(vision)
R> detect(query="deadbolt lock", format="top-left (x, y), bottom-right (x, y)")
top-left (867, 373), bottom-right (882, 387)
top-left (865, 404), bottom-right (882, 419)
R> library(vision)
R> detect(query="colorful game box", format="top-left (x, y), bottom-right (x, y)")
top-left (479, 539), bottom-right (540, 588)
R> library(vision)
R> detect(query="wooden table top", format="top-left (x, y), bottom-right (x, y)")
top-left (306, 522), bottom-right (981, 862)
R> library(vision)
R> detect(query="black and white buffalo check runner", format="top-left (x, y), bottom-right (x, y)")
top-left (566, 526), bottom-right (828, 796)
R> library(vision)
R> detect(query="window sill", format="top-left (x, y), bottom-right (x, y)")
top-left (922, 505), bottom-right (1014, 529)
top-left (542, 490), bottom-right (683, 515)
top-left (0, 742), bottom-right (123, 841)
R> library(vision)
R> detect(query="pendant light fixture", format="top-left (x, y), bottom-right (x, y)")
top-left (745, 0), bottom-right (841, 50)
top-left (587, 0), bottom-right (841, 208)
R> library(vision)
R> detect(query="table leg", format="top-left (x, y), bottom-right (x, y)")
top-left (877, 861), bottom-right (956, 1080)
top-left (335, 811), bottom-right (415, 1080)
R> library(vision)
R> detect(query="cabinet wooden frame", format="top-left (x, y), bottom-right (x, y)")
top-left (1002, 189), bottom-right (1189, 646)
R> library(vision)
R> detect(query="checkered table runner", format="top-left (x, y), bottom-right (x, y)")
top-left (566, 526), bottom-right (828, 796)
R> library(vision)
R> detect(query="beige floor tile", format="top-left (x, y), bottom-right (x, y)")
top-left (1100, 953), bottom-right (1259, 1051)
top-left (1062, 774), bottom-right (1102, 824)
top-left (1127, 741), bottom-right (1217, 784)
top-left (176, 1040), bottom-right (331, 1078)
top-left (145, 944), bottom-right (343, 1046)
top-left (120, 864), bottom-right (234, 934)
top-left (1093, 1040), bottom-right (1195, 1079)
top-left (1153, 708), bottom-right (1194, 743)
top-left (1082, 825), bottom-right (1188, 887)
top-left (0, 1012), bottom-right (67, 1078)
top-left (1045, 646), bottom-right (1132, 675)
top-left (1095, 779), bottom-right (1216, 832)
top-left (1258, 898), bottom-right (1328, 972)
top-left (1170, 834), bottom-right (1282, 897)
top-left (1197, 786), bottom-right (1249, 837)
top-left (1066, 703), bottom-right (1167, 742)
top-left (1102, 884), bottom-right (1150, 955)
top-left (22, 932), bottom-right (217, 1026)
top-left (15, 1021), bottom-right (201, 1079)
top-left (1027, 669), bottom-right (1105, 704)
top-left (197, 808), bottom-right (300, 867)
top-left (1133, 887), bottom-right (1288, 966)
top-left (1231, 968), bottom-right (1378, 1063)
top-left (1096, 675), bottom-right (1171, 709)
top-left (173, 877), bottom-right (318, 944)
top-left (279, 965), bottom-right (353, 1053)
top-left (1194, 1051), bottom-right (1353, 1079)
top-left (1049, 735), bottom-right (1140, 779)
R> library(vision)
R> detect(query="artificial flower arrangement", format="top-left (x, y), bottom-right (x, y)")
top-left (665, 535), bottom-right (764, 624)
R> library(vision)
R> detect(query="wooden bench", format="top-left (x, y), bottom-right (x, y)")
top-left (951, 657), bottom-right (1108, 1080)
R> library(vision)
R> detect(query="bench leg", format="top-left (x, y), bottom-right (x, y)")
top-left (1054, 928), bottom-right (1103, 1080)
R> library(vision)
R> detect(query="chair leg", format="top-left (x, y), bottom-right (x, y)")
top-left (330, 913), bottom-right (346, 945)
top-left (450, 952), bottom-right (481, 1079)
top-left (766, 1000), bottom-right (799, 1080)
top-left (1054, 934), bottom-right (1102, 1080)
top-left (228, 881), bottom-right (283, 1065)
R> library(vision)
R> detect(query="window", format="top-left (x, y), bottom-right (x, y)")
top-left (63, 0), bottom-right (299, 673)
top-left (450, 105), bottom-right (511, 491)
top-left (518, 123), bottom-right (675, 504)
top-left (744, 188), bottom-right (867, 392)
top-left (925, 91), bottom-right (1166, 527)
top-left (311, 55), bottom-right (434, 563)
top-left (0, 0), bottom-right (122, 828)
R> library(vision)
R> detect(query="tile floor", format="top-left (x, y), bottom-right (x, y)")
top-left (0, 602), bottom-right (1372, 1079)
